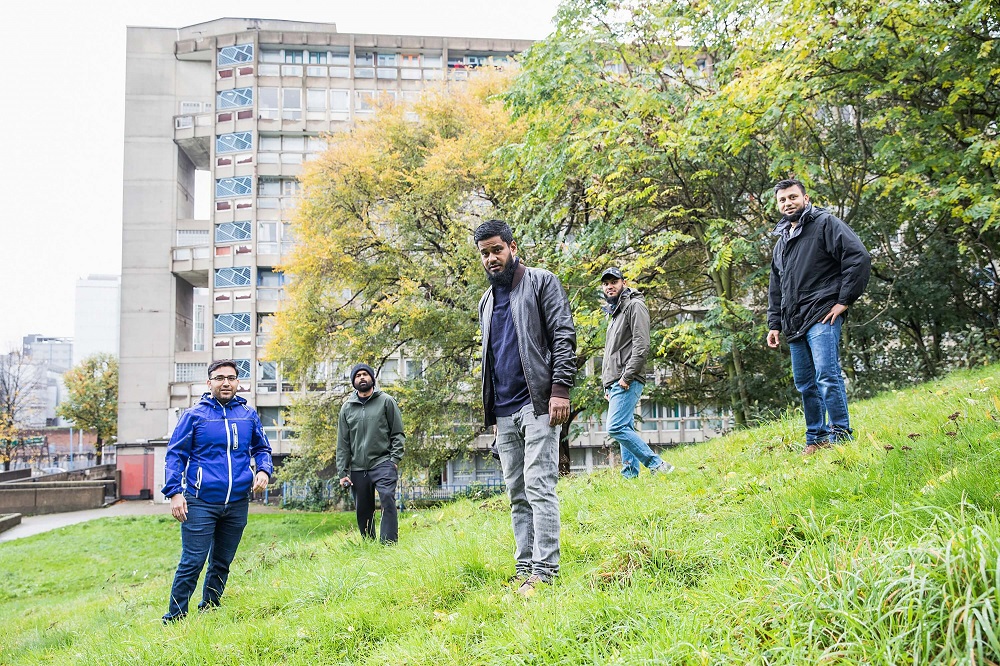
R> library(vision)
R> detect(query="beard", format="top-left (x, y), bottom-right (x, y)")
top-left (786, 205), bottom-right (807, 222)
top-left (354, 379), bottom-right (373, 393)
top-left (485, 257), bottom-right (517, 287)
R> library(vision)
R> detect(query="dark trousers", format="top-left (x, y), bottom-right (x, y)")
top-left (164, 494), bottom-right (249, 620)
top-left (350, 461), bottom-right (399, 543)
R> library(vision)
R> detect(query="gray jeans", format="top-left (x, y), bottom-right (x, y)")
top-left (496, 403), bottom-right (560, 581)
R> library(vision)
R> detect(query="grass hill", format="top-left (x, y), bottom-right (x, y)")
top-left (2, 365), bottom-right (999, 664)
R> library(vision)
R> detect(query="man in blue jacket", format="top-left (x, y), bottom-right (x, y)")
top-left (767, 179), bottom-right (871, 455)
top-left (161, 359), bottom-right (273, 622)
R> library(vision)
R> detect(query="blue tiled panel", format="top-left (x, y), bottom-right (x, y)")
top-left (216, 177), bottom-right (253, 198)
top-left (217, 88), bottom-right (253, 109)
top-left (214, 267), bottom-right (252, 289)
top-left (216, 132), bottom-right (253, 154)
top-left (218, 44), bottom-right (254, 67)
top-left (215, 221), bottom-right (252, 244)
top-left (214, 313), bottom-right (252, 334)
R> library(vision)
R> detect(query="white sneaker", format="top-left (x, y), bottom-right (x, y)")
top-left (651, 461), bottom-right (674, 475)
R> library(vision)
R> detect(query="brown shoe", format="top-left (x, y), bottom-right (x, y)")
top-left (516, 574), bottom-right (546, 598)
top-left (802, 441), bottom-right (831, 456)
top-left (507, 573), bottom-right (529, 588)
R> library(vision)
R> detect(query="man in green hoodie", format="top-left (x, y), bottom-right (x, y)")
top-left (338, 363), bottom-right (405, 543)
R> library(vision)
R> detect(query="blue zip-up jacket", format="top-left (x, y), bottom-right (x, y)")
top-left (161, 392), bottom-right (274, 504)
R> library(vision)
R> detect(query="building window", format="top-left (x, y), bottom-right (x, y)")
top-left (217, 87), bottom-right (253, 109)
top-left (308, 51), bottom-right (327, 64)
top-left (216, 132), bottom-right (253, 154)
top-left (258, 87), bottom-right (279, 120)
top-left (175, 362), bottom-right (208, 382)
top-left (284, 50), bottom-right (304, 64)
top-left (193, 303), bottom-right (206, 352)
top-left (330, 48), bottom-right (350, 66)
top-left (216, 176), bottom-right (253, 198)
top-left (282, 89), bottom-right (302, 120)
top-left (260, 49), bottom-right (281, 64)
top-left (214, 313), bottom-right (252, 334)
top-left (218, 44), bottom-right (254, 67)
top-left (257, 268), bottom-right (286, 287)
top-left (214, 267), bottom-right (252, 289)
top-left (330, 89), bottom-right (349, 119)
top-left (235, 359), bottom-right (251, 379)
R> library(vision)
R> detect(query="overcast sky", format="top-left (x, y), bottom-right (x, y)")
top-left (0, 0), bottom-right (562, 351)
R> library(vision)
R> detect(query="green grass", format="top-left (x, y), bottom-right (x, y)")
top-left (3, 366), bottom-right (1000, 664)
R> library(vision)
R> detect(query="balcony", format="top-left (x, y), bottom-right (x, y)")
top-left (172, 226), bottom-right (210, 287)
top-left (173, 111), bottom-right (213, 169)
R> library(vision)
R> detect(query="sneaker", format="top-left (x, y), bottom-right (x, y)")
top-left (516, 574), bottom-right (546, 598)
top-left (802, 441), bottom-right (832, 456)
top-left (650, 461), bottom-right (674, 475)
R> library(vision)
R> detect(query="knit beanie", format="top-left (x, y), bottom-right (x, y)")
top-left (350, 363), bottom-right (376, 388)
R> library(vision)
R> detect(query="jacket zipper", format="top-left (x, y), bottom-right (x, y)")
top-left (223, 403), bottom-right (233, 504)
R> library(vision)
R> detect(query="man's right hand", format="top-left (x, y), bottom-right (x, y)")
top-left (170, 494), bottom-right (188, 523)
top-left (339, 476), bottom-right (352, 488)
top-left (767, 330), bottom-right (781, 349)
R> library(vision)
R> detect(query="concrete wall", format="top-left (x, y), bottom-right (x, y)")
top-left (0, 469), bottom-right (32, 483)
top-left (0, 482), bottom-right (107, 516)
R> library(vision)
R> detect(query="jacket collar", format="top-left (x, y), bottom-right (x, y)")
top-left (511, 260), bottom-right (527, 290)
top-left (773, 204), bottom-right (815, 238)
top-left (348, 388), bottom-right (382, 404)
top-left (199, 392), bottom-right (247, 411)
top-left (603, 287), bottom-right (635, 316)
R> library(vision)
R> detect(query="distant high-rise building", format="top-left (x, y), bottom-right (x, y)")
top-left (19, 335), bottom-right (72, 427)
top-left (22, 334), bottom-right (73, 374)
top-left (73, 274), bottom-right (121, 367)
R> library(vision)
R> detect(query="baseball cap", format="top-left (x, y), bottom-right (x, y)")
top-left (600, 267), bottom-right (624, 281)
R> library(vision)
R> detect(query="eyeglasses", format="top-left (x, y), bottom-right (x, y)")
top-left (210, 375), bottom-right (239, 383)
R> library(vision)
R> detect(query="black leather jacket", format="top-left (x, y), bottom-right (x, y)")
top-left (479, 262), bottom-right (577, 427)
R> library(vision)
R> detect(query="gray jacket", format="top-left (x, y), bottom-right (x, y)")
top-left (479, 262), bottom-right (578, 427)
top-left (601, 288), bottom-right (650, 387)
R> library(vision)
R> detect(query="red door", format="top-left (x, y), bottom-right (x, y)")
top-left (118, 449), bottom-right (154, 499)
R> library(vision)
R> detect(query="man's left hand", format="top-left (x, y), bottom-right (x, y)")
top-left (549, 396), bottom-right (570, 426)
top-left (821, 303), bottom-right (848, 325)
top-left (617, 378), bottom-right (630, 390)
top-left (252, 470), bottom-right (270, 492)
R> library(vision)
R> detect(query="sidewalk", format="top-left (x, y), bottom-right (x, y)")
top-left (0, 499), bottom-right (280, 543)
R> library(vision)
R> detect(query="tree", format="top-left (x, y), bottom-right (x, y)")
top-left (57, 354), bottom-right (118, 466)
top-left (269, 71), bottom-right (528, 478)
top-left (0, 350), bottom-right (45, 471)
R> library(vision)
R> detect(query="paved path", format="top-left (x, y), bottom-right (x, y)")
top-left (0, 500), bottom-right (280, 543)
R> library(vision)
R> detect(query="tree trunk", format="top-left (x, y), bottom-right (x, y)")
top-left (95, 436), bottom-right (103, 466)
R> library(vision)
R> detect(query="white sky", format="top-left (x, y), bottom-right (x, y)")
top-left (0, 0), bottom-right (562, 351)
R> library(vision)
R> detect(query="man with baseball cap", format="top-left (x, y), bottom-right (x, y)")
top-left (601, 267), bottom-right (674, 478)
top-left (337, 363), bottom-right (405, 543)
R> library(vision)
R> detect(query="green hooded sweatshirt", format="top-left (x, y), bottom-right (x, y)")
top-left (337, 390), bottom-right (405, 477)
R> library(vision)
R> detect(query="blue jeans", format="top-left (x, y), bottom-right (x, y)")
top-left (164, 494), bottom-right (249, 620)
top-left (788, 319), bottom-right (852, 445)
top-left (607, 382), bottom-right (666, 478)
top-left (496, 403), bottom-right (560, 582)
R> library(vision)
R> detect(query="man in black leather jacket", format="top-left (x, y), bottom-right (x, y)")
top-left (475, 219), bottom-right (577, 597)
